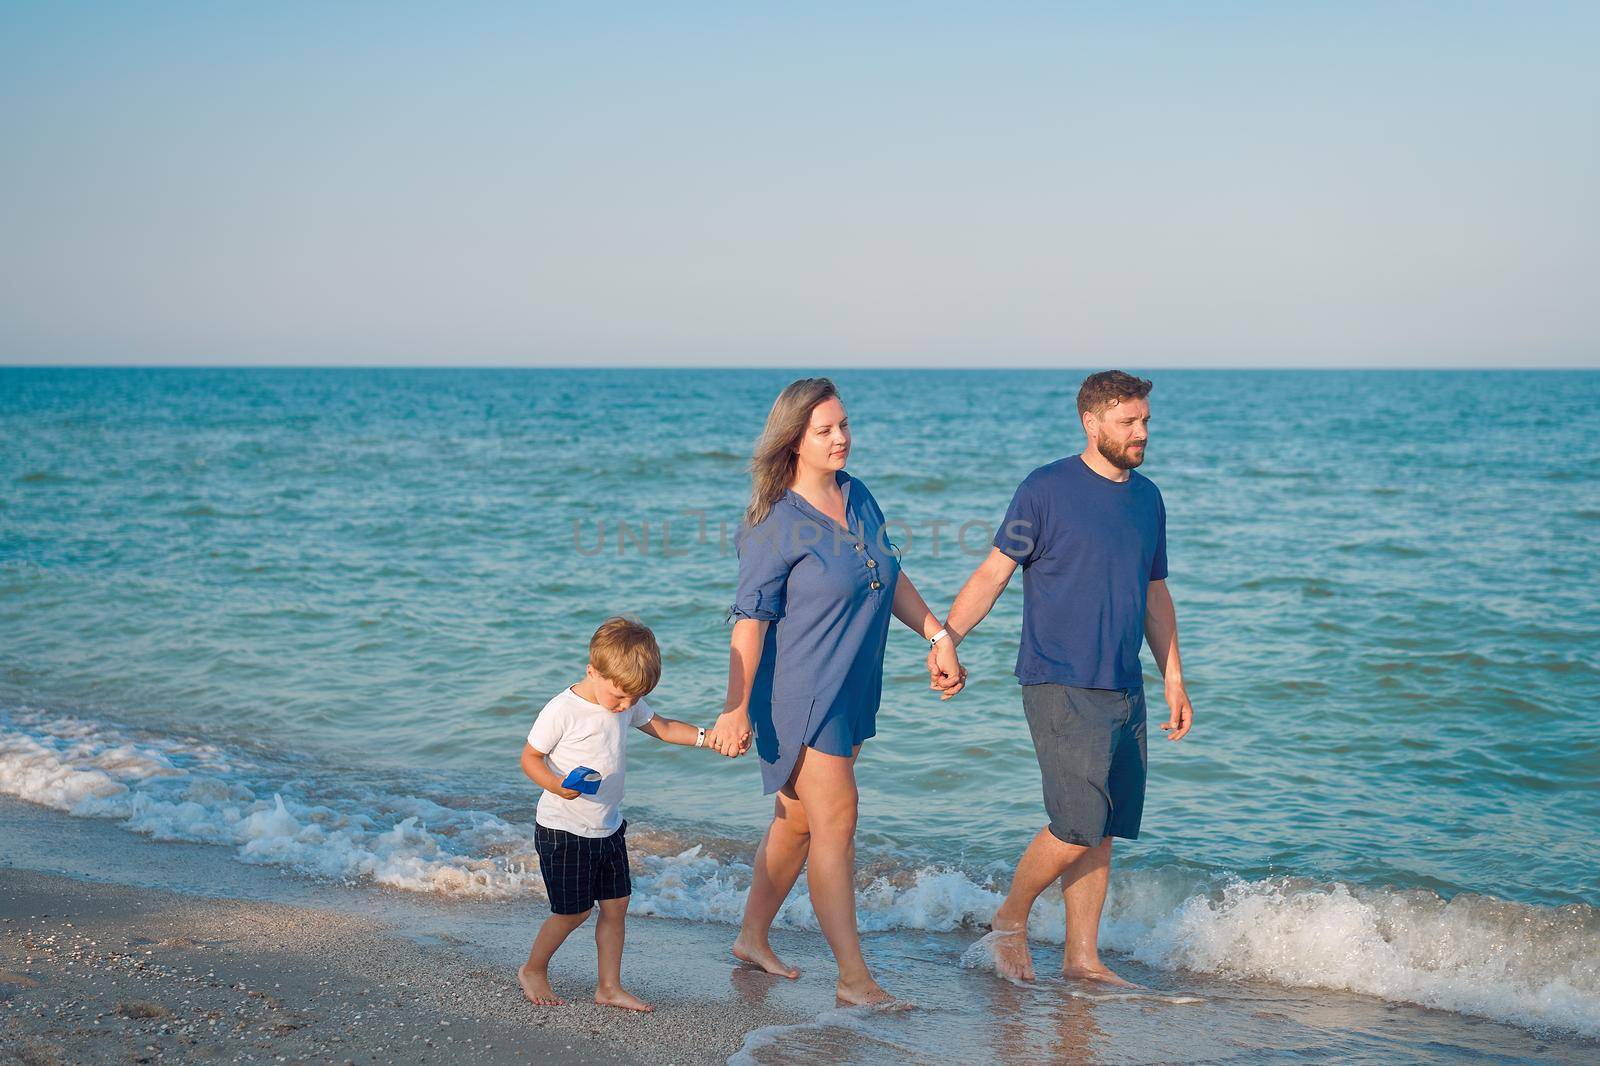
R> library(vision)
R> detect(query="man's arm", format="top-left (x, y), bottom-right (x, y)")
top-left (926, 548), bottom-right (1020, 698)
top-left (944, 548), bottom-right (1020, 644)
top-left (1144, 579), bottom-right (1193, 741)
top-left (520, 742), bottom-right (580, 798)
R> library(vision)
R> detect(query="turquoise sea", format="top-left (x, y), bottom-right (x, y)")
top-left (3, 367), bottom-right (1598, 1062)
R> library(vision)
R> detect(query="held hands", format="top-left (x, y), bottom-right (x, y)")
top-left (707, 708), bottom-right (753, 757)
top-left (1160, 680), bottom-right (1194, 741)
top-left (927, 638), bottom-right (968, 700)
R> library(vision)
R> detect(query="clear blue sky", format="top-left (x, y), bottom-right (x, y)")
top-left (2, 2), bottom-right (1595, 367)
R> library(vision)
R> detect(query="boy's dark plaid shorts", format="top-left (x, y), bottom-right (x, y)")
top-left (533, 819), bottom-right (632, 915)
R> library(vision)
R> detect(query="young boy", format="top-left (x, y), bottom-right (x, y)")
top-left (518, 616), bottom-right (718, 1012)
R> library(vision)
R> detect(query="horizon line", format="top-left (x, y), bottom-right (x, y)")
top-left (2, 362), bottom-right (1596, 372)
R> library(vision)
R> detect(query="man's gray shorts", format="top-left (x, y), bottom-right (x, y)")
top-left (1022, 683), bottom-right (1147, 847)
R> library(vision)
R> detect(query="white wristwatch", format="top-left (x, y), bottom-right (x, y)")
top-left (929, 628), bottom-right (950, 648)
top-left (695, 726), bottom-right (707, 748)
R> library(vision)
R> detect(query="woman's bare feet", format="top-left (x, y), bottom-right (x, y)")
top-left (732, 934), bottom-right (801, 979)
top-left (990, 920), bottom-right (1035, 982)
top-left (595, 985), bottom-right (654, 1012)
top-left (835, 977), bottom-right (909, 1010)
top-left (517, 963), bottom-right (564, 1006)
top-left (1064, 962), bottom-right (1142, 989)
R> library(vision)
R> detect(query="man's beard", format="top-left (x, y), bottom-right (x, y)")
top-left (1097, 437), bottom-right (1146, 470)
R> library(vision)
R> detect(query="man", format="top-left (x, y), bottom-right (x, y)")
top-left (929, 370), bottom-right (1193, 985)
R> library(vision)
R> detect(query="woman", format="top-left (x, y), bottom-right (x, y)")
top-left (707, 377), bottom-right (960, 1007)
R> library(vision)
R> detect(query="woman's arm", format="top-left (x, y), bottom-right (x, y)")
top-left (707, 618), bottom-right (766, 755)
top-left (891, 570), bottom-right (944, 640)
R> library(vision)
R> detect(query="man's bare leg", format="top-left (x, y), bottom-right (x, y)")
top-left (1060, 839), bottom-right (1138, 987)
top-left (990, 827), bottom-right (1091, 981)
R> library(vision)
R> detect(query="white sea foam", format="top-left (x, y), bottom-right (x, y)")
top-left (2, 709), bottom-right (1597, 1037)
top-left (1104, 876), bottom-right (1600, 1037)
top-left (0, 711), bottom-right (546, 897)
top-left (728, 1004), bottom-right (921, 1066)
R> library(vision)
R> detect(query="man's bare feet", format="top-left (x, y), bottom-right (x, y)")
top-left (835, 978), bottom-right (910, 1010)
top-left (517, 963), bottom-right (564, 1006)
top-left (595, 985), bottom-right (655, 1012)
top-left (990, 921), bottom-right (1035, 982)
top-left (1064, 962), bottom-right (1142, 989)
top-left (731, 935), bottom-right (800, 979)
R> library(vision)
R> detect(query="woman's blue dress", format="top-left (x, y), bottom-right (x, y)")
top-left (728, 470), bottom-right (902, 794)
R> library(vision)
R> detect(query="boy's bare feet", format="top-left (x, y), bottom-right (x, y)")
top-left (1064, 962), bottom-right (1141, 989)
top-left (731, 935), bottom-right (800, 979)
top-left (835, 978), bottom-right (909, 1010)
top-left (990, 920), bottom-right (1035, 982)
top-left (595, 985), bottom-right (654, 1012)
top-left (517, 963), bottom-right (565, 1006)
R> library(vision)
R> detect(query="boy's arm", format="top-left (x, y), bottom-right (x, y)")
top-left (635, 714), bottom-right (706, 748)
top-left (520, 742), bottom-right (580, 799)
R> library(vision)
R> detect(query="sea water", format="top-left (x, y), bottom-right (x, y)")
top-left (2, 368), bottom-right (1597, 1060)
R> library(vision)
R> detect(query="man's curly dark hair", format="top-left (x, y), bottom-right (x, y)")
top-left (1076, 370), bottom-right (1154, 418)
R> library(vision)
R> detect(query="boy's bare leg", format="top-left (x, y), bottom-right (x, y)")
top-left (733, 788), bottom-right (809, 979)
top-left (593, 896), bottom-right (653, 1012)
top-left (519, 910), bottom-right (591, 1006)
top-left (990, 828), bottom-right (1092, 981)
top-left (1061, 839), bottom-right (1136, 987)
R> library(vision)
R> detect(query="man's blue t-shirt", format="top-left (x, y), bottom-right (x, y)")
top-left (992, 455), bottom-right (1168, 690)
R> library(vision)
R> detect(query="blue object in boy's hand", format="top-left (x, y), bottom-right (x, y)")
top-left (561, 766), bottom-right (602, 795)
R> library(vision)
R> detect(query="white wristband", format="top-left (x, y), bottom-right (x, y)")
top-left (930, 628), bottom-right (949, 648)
top-left (695, 727), bottom-right (707, 748)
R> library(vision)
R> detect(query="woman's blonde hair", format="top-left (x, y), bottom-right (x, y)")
top-left (745, 377), bottom-right (840, 527)
top-left (588, 616), bottom-right (661, 697)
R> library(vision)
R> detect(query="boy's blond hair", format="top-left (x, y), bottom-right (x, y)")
top-left (588, 617), bottom-right (661, 697)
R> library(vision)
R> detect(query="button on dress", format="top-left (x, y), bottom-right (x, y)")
top-left (727, 470), bottom-right (901, 794)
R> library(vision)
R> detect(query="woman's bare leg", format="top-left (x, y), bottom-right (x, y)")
top-left (788, 745), bottom-right (893, 1005)
top-left (733, 783), bottom-right (810, 978)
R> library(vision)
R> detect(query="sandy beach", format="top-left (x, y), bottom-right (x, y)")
top-left (4, 741), bottom-right (1600, 1065)
top-left (0, 867), bottom-right (807, 1065)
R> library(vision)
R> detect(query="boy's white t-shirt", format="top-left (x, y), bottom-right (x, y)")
top-left (527, 686), bottom-right (655, 838)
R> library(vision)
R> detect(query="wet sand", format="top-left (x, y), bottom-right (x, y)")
top-left (0, 869), bottom-right (793, 1065)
